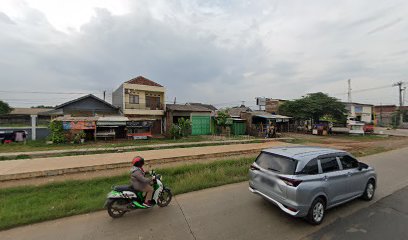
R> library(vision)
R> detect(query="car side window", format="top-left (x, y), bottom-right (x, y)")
top-left (320, 157), bottom-right (340, 173)
top-left (339, 155), bottom-right (359, 169)
top-left (302, 159), bottom-right (319, 175)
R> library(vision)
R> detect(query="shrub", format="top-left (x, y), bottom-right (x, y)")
top-left (48, 121), bottom-right (66, 143)
top-left (177, 118), bottom-right (191, 137)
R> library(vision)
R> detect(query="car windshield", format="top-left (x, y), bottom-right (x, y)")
top-left (255, 152), bottom-right (297, 175)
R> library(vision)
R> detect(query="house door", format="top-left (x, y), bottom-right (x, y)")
top-left (151, 119), bottom-right (162, 135)
top-left (191, 116), bottom-right (211, 135)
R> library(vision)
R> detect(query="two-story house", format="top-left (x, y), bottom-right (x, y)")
top-left (344, 102), bottom-right (374, 124)
top-left (112, 76), bottom-right (166, 137)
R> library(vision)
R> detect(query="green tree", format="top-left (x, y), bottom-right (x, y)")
top-left (279, 92), bottom-right (347, 123)
top-left (0, 100), bottom-right (13, 115)
top-left (177, 117), bottom-right (192, 137)
top-left (215, 109), bottom-right (232, 127)
top-left (216, 109), bottom-right (232, 134)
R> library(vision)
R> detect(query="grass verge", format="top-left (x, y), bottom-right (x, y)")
top-left (0, 135), bottom-right (254, 153)
top-left (0, 140), bottom-right (265, 161)
top-left (0, 157), bottom-right (254, 230)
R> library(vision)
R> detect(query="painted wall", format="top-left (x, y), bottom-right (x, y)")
top-left (0, 127), bottom-right (50, 140)
top-left (121, 83), bottom-right (166, 116)
top-left (112, 85), bottom-right (124, 110)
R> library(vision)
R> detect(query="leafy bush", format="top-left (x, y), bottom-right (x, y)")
top-left (48, 121), bottom-right (66, 143)
top-left (177, 118), bottom-right (191, 137)
top-left (73, 131), bottom-right (86, 144)
top-left (169, 118), bottom-right (192, 139)
top-left (169, 124), bottom-right (181, 139)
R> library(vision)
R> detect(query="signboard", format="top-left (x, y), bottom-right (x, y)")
top-left (126, 121), bottom-right (153, 128)
top-left (63, 121), bottom-right (96, 130)
top-left (97, 121), bottom-right (126, 126)
top-left (133, 136), bottom-right (148, 140)
top-left (256, 97), bottom-right (266, 106)
top-left (355, 106), bottom-right (363, 113)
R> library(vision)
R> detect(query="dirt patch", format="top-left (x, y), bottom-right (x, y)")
top-left (281, 133), bottom-right (408, 157)
top-left (0, 153), bottom-right (258, 189)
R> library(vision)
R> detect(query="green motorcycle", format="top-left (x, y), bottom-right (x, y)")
top-left (105, 170), bottom-right (172, 218)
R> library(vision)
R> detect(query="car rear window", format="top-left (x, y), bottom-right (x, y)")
top-left (255, 152), bottom-right (297, 174)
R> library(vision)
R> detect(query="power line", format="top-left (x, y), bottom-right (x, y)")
top-left (0, 90), bottom-right (98, 94)
top-left (331, 84), bottom-right (394, 95)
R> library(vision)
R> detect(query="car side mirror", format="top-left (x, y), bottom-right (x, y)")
top-left (358, 162), bottom-right (368, 171)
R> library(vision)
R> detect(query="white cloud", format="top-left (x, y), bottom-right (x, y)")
top-left (0, 0), bottom-right (407, 107)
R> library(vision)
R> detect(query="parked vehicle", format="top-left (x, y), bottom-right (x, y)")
top-left (249, 146), bottom-right (377, 225)
top-left (105, 170), bottom-right (172, 218)
top-left (363, 124), bottom-right (375, 133)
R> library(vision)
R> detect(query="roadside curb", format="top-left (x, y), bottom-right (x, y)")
top-left (0, 148), bottom-right (263, 182)
top-left (0, 138), bottom-right (292, 159)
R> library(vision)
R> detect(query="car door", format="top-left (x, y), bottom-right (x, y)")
top-left (318, 155), bottom-right (348, 206)
top-left (338, 154), bottom-right (366, 198)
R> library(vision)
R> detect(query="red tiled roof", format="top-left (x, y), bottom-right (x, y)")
top-left (126, 76), bottom-right (163, 87)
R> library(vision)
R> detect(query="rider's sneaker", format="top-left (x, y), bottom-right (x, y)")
top-left (142, 202), bottom-right (152, 208)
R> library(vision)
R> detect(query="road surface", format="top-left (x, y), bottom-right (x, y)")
top-left (304, 185), bottom-right (408, 240)
top-left (1, 147), bottom-right (408, 240)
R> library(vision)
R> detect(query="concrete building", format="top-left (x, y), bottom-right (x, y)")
top-left (112, 76), bottom-right (166, 136)
top-left (265, 99), bottom-right (287, 114)
top-left (344, 102), bottom-right (374, 124)
top-left (166, 104), bottom-right (213, 135)
top-left (374, 105), bottom-right (396, 127)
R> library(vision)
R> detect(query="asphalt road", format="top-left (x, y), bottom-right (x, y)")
top-left (304, 185), bottom-right (408, 240)
top-left (1, 147), bottom-right (408, 240)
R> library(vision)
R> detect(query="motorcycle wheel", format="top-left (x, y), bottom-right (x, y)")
top-left (107, 199), bottom-right (128, 218)
top-left (157, 188), bottom-right (172, 207)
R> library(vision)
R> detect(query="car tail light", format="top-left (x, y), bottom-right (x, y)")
top-left (250, 164), bottom-right (260, 171)
top-left (279, 176), bottom-right (302, 187)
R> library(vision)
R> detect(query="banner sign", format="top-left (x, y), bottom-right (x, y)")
top-left (63, 121), bottom-right (96, 130)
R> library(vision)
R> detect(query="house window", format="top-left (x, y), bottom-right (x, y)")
top-left (129, 95), bottom-right (139, 104)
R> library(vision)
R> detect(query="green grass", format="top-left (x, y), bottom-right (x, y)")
top-left (331, 134), bottom-right (389, 142)
top-left (0, 139), bottom-right (263, 161)
top-left (350, 147), bottom-right (389, 157)
top-left (0, 135), bottom-right (254, 153)
top-left (0, 157), bottom-right (254, 230)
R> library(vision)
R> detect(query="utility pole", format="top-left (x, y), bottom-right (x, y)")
top-left (103, 90), bottom-right (106, 101)
top-left (347, 79), bottom-right (352, 103)
top-left (393, 81), bottom-right (405, 126)
top-left (393, 81), bottom-right (404, 107)
top-left (173, 97), bottom-right (176, 104)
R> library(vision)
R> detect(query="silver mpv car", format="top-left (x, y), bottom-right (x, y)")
top-left (249, 146), bottom-right (377, 225)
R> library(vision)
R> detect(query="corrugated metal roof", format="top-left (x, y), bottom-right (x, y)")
top-left (166, 104), bottom-right (212, 112)
top-left (54, 116), bottom-right (99, 121)
top-left (98, 116), bottom-right (129, 122)
top-left (9, 108), bottom-right (53, 115)
top-left (252, 111), bottom-right (292, 119)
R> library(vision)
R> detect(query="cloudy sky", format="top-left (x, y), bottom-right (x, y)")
top-left (0, 0), bottom-right (407, 108)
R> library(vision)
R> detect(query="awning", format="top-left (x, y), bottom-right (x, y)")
top-left (254, 114), bottom-right (292, 120)
top-left (97, 116), bottom-right (128, 126)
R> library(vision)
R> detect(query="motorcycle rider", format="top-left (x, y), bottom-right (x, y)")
top-left (131, 156), bottom-right (154, 207)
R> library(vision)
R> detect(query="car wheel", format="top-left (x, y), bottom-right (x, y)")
top-left (361, 180), bottom-right (375, 201)
top-left (306, 197), bottom-right (325, 225)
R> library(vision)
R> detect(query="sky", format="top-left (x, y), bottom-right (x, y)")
top-left (0, 0), bottom-right (407, 108)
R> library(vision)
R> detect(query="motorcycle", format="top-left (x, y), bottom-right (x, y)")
top-left (105, 170), bottom-right (173, 218)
